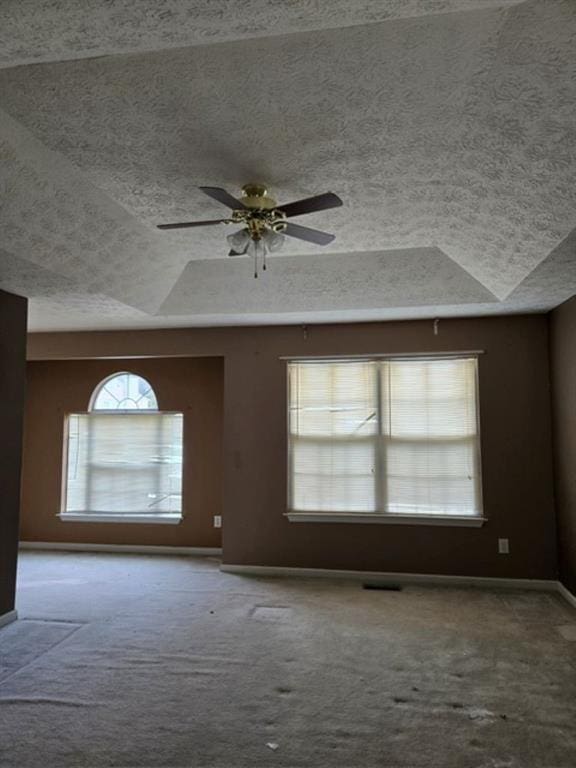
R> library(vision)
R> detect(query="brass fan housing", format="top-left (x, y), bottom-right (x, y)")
top-left (240, 183), bottom-right (277, 210)
top-left (229, 183), bottom-right (287, 236)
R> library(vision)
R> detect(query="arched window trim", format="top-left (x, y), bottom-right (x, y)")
top-left (89, 371), bottom-right (159, 413)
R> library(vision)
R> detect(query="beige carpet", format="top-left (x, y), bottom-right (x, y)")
top-left (1, 552), bottom-right (576, 767)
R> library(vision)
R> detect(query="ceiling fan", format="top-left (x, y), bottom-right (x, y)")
top-left (157, 184), bottom-right (343, 277)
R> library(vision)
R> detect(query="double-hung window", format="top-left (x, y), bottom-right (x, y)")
top-left (288, 355), bottom-right (483, 525)
top-left (61, 372), bottom-right (184, 524)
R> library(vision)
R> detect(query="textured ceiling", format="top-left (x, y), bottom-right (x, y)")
top-left (0, 0), bottom-right (575, 332)
top-left (0, 0), bottom-right (524, 67)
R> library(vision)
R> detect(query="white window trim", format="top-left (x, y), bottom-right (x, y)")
top-left (286, 352), bottom-right (484, 525)
top-left (285, 512), bottom-right (486, 527)
top-left (58, 513), bottom-right (182, 525)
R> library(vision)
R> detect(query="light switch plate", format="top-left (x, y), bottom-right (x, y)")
top-left (214, 515), bottom-right (222, 528)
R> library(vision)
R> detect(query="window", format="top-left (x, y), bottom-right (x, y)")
top-left (91, 372), bottom-right (158, 411)
top-left (288, 356), bottom-right (483, 526)
top-left (62, 373), bottom-right (183, 524)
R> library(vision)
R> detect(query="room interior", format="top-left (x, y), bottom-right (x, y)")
top-left (1, 1), bottom-right (576, 766)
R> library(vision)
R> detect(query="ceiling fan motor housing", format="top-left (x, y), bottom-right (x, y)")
top-left (231, 184), bottom-right (287, 236)
top-left (240, 183), bottom-right (277, 210)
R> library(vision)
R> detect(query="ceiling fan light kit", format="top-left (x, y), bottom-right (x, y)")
top-left (157, 183), bottom-right (343, 278)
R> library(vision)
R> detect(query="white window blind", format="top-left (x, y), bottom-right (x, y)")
top-left (63, 413), bottom-right (183, 520)
top-left (288, 356), bottom-right (481, 518)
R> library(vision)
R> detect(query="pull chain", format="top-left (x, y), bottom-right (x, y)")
top-left (252, 237), bottom-right (269, 278)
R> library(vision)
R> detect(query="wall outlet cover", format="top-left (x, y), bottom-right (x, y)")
top-left (498, 538), bottom-right (510, 554)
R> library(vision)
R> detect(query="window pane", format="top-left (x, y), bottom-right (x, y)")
top-left (384, 359), bottom-right (477, 438)
top-left (288, 361), bottom-right (377, 512)
top-left (289, 362), bottom-right (377, 437)
top-left (291, 438), bottom-right (375, 512)
top-left (381, 357), bottom-right (480, 516)
top-left (385, 438), bottom-right (479, 515)
top-left (92, 373), bottom-right (158, 411)
top-left (64, 413), bottom-right (183, 516)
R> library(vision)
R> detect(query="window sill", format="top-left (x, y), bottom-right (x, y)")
top-left (285, 512), bottom-right (486, 527)
top-left (58, 514), bottom-right (183, 525)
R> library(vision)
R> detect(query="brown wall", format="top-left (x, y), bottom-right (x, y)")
top-left (27, 315), bottom-right (558, 579)
top-left (21, 357), bottom-right (223, 548)
top-left (0, 290), bottom-right (27, 618)
top-left (550, 296), bottom-right (576, 593)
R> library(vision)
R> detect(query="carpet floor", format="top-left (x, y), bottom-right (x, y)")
top-left (1, 552), bottom-right (576, 768)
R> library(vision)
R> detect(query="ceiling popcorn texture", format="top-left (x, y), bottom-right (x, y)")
top-left (0, 0), bottom-right (524, 67)
top-left (0, 0), bottom-right (575, 331)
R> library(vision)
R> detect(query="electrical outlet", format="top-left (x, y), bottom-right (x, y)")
top-left (214, 515), bottom-right (222, 528)
top-left (498, 538), bottom-right (510, 554)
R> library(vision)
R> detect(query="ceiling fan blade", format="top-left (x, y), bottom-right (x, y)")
top-left (157, 219), bottom-right (227, 230)
top-left (276, 192), bottom-right (342, 218)
top-left (228, 248), bottom-right (247, 257)
top-left (283, 222), bottom-right (335, 246)
top-left (199, 186), bottom-right (246, 209)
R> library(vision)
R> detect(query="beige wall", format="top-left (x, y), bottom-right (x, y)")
top-left (21, 357), bottom-right (223, 548)
top-left (0, 290), bottom-right (27, 618)
top-left (27, 315), bottom-right (558, 578)
top-left (550, 296), bottom-right (576, 593)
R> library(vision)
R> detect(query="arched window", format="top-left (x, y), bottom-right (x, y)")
top-left (62, 373), bottom-right (183, 524)
top-left (90, 372), bottom-right (158, 411)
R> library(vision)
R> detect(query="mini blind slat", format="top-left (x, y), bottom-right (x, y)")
top-left (289, 357), bottom-right (481, 517)
top-left (64, 413), bottom-right (183, 516)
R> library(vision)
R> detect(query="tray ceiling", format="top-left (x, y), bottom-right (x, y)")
top-left (0, 1), bottom-right (524, 67)
top-left (0, 0), bottom-right (575, 331)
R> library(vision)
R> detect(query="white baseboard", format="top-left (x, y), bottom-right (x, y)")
top-left (0, 610), bottom-right (18, 630)
top-left (557, 582), bottom-right (576, 610)
top-left (220, 564), bottom-right (556, 591)
top-left (19, 542), bottom-right (222, 557)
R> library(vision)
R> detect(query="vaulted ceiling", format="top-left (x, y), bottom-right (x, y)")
top-left (0, 0), bottom-right (575, 331)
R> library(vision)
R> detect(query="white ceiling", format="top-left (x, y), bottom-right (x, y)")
top-left (0, 0), bottom-right (575, 332)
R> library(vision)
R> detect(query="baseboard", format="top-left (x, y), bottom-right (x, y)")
top-left (19, 541), bottom-right (222, 557)
top-left (0, 610), bottom-right (18, 630)
top-left (557, 582), bottom-right (576, 610)
top-left (220, 564), bottom-right (556, 591)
